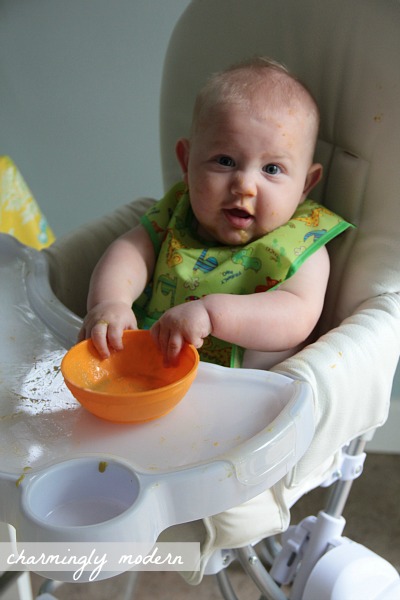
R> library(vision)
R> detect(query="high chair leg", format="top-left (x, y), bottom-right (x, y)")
top-left (259, 537), bottom-right (282, 566)
top-left (37, 580), bottom-right (63, 597)
top-left (216, 568), bottom-right (240, 600)
top-left (324, 436), bottom-right (367, 518)
top-left (236, 546), bottom-right (287, 600)
top-left (216, 546), bottom-right (288, 600)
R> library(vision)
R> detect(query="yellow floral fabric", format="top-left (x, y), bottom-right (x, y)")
top-left (0, 156), bottom-right (55, 249)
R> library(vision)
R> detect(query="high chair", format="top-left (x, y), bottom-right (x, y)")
top-left (1, 0), bottom-right (400, 598)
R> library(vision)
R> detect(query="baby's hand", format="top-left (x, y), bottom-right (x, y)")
top-left (78, 301), bottom-right (138, 358)
top-left (151, 300), bottom-right (212, 365)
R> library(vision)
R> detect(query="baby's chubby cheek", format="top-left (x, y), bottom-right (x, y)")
top-left (259, 209), bottom-right (288, 235)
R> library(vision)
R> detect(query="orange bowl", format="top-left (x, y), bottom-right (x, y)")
top-left (61, 330), bottom-right (199, 423)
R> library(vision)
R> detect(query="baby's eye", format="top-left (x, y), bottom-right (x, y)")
top-left (263, 164), bottom-right (281, 175)
top-left (216, 155), bottom-right (235, 167)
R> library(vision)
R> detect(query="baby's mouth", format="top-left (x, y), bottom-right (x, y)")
top-left (223, 207), bottom-right (254, 229)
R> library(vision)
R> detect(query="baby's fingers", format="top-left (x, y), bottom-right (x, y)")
top-left (151, 324), bottom-right (181, 366)
top-left (165, 331), bottom-right (184, 366)
top-left (91, 320), bottom-right (112, 358)
top-left (106, 322), bottom-right (125, 353)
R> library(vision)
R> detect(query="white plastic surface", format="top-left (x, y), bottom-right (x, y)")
top-left (303, 542), bottom-right (400, 600)
top-left (0, 234), bottom-right (314, 571)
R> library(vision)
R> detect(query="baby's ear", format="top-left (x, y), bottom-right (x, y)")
top-left (175, 138), bottom-right (190, 184)
top-left (303, 163), bottom-right (323, 199)
top-left (303, 163), bottom-right (323, 198)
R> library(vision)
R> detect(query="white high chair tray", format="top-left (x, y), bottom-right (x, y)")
top-left (0, 234), bottom-right (314, 548)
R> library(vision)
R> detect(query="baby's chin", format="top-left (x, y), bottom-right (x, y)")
top-left (197, 221), bottom-right (271, 246)
top-left (202, 228), bottom-right (261, 247)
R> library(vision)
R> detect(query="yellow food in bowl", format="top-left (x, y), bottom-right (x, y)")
top-left (61, 330), bottom-right (199, 423)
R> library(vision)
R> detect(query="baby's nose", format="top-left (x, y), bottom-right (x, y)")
top-left (231, 173), bottom-right (256, 199)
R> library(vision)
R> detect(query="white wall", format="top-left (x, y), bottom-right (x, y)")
top-left (0, 0), bottom-right (190, 237)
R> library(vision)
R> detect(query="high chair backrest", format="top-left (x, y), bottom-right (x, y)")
top-left (160, 0), bottom-right (400, 334)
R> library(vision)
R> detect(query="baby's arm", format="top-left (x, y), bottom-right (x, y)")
top-left (151, 246), bottom-right (330, 364)
top-left (79, 224), bottom-right (155, 357)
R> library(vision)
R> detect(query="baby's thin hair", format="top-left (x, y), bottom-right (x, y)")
top-left (191, 56), bottom-right (320, 149)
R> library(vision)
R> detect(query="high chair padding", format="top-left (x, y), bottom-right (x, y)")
top-left (43, 0), bottom-right (400, 583)
top-left (45, 196), bottom-right (154, 318)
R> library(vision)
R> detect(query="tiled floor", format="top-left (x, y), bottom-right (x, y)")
top-left (4, 453), bottom-right (400, 599)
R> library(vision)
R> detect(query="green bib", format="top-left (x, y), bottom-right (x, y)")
top-left (134, 182), bottom-right (353, 367)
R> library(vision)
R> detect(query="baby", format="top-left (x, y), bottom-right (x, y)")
top-left (79, 57), bottom-right (351, 368)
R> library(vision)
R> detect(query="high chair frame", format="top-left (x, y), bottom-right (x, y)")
top-left (1, 0), bottom-right (400, 598)
top-left (214, 434), bottom-right (400, 600)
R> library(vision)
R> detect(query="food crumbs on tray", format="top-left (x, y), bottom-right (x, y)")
top-left (15, 466), bottom-right (33, 487)
top-left (16, 474), bottom-right (25, 487)
top-left (98, 461), bottom-right (108, 473)
top-left (219, 466), bottom-right (234, 481)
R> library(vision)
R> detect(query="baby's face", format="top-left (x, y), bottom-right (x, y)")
top-left (177, 100), bottom-right (321, 245)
